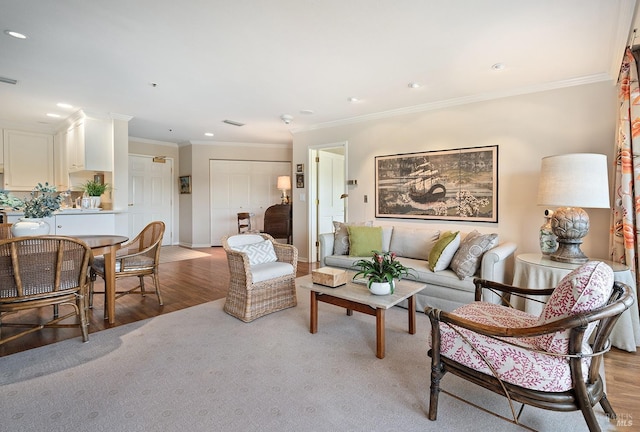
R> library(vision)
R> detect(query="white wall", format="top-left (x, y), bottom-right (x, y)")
top-left (292, 81), bottom-right (618, 263)
top-left (179, 142), bottom-right (292, 247)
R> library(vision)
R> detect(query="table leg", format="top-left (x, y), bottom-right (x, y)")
top-left (408, 294), bottom-right (416, 334)
top-left (376, 308), bottom-right (385, 359)
top-left (104, 247), bottom-right (117, 324)
top-left (310, 291), bottom-right (318, 334)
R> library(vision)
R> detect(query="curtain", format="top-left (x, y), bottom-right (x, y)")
top-left (610, 47), bottom-right (640, 288)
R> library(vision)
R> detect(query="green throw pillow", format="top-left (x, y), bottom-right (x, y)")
top-left (428, 231), bottom-right (460, 271)
top-left (348, 225), bottom-right (383, 257)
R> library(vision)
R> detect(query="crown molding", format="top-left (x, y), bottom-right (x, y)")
top-left (294, 73), bottom-right (613, 134)
top-left (129, 136), bottom-right (178, 147)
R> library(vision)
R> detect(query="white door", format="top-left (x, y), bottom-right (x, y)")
top-left (128, 155), bottom-right (173, 245)
top-left (210, 160), bottom-right (290, 246)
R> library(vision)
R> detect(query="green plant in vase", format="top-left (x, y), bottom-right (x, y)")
top-left (82, 179), bottom-right (110, 197)
top-left (352, 250), bottom-right (415, 294)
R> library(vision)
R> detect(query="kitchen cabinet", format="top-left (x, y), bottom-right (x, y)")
top-left (66, 116), bottom-right (113, 172)
top-left (3, 129), bottom-right (54, 190)
top-left (6, 212), bottom-right (116, 235)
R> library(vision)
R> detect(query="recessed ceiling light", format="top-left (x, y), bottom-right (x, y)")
top-left (300, 109), bottom-right (314, 115)
top-left (46, 113), bottom-right (61, 118)
top-left (348, 97), bottom-right (360, 103)
top-left (56, 102), bottom-right (73, 109)
top-left (408, 82), bottom-right (421, 89)
top-left (491, 63), bottom-right (506, 71)
top-left (204, 132), bottom-right (214, 137)
top-left (4, 30), bottom-right (27, 39)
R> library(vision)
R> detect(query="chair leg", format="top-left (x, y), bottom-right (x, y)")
top-left (599, 394), bottom-right (616, 420)
top-left (78, 294), bottom-right (89, 342)
top-left (153, 272), bottom-right (163, 305)
top-left (89, 269), bottom-right (97, 309)
top-left (139, 275), bottom-right (146, 296)
top-left (428, 364), bottom-right (444, 420)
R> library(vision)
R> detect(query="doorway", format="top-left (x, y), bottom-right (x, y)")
top-left (127, 154), bottom-right (174, 245)
top-left (308, 142), bottom-right (347, 263)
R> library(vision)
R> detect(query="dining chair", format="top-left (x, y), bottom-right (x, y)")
top-left (0, 223), bottom-right (12, 239)
top-left (425, 261), bottom-right (633, 432)
top-left (0, 236), bottom-right (92, 345)
top-left (89, 221), bottom-right (165, 316)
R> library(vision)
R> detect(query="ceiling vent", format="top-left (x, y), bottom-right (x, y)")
top-left (223, 119), bottom-right (245, 127)
top-left (0, 76), bottom-right (18, 85)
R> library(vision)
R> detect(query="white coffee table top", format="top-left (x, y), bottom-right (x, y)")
top-left (297, 271), bottom-right (426, 310)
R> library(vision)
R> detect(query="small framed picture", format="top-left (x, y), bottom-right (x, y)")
top-left (179, 175), bottom-right (192, 194)
top-left (296, 163), bottom-right (304, 173)
top-left (296, 173), bottom-right (304, 188)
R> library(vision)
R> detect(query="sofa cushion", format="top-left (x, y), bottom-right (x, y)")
top-left (348, 225), bottom-right (383, 257)
top-left (332, 221), bottom-right (371, 255)
top-left (388, 227), bottom-right (440, 261)
top-left (450, 230), bottom-right (498, 280)
top-left (428, 231), bottom-right (460, 272)
top-left (232, 240), bottom-right (278, 266)
top-left (251, 261), bottom-right (294, 283)
top-left (535, 261), bottom-right (613, 354)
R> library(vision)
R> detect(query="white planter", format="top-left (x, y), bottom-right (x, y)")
top-left (369, 281), bottom-right (393, 295)
top-left (11, 217), bottom-right (51, 237)
top-left (90, 196), bottom-right (101, 208)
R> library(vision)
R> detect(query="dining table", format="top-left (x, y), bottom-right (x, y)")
top-left (74, 234), bottom-right (129, 324)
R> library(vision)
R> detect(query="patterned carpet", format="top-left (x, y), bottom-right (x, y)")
top-left (0, 285), bottom-right (615, 431)
top-left (159, 245), bottom-right (210, 264)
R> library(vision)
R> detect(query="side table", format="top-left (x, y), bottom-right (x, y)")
top-left (513, 253), bottom-right (640, 352)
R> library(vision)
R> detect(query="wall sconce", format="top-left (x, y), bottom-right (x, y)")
top-left (277, 175), bottom-right (291, 204)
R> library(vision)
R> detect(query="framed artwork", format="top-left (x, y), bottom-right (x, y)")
top-left (179, 175), bottom-right (192, 194)
top-left (296, 173), bottom-right (304, 188)
top-left (375, 145), bottom-right (498, 222)
top-left (296, 163), bottom-right (304, 173)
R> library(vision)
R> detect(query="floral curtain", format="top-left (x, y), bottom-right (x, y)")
top-left (610, 47), bottom-right (640, 287)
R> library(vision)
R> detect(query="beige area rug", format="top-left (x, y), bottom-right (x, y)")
top-left (0, 286), bottom-right (614, 432)
top-left (159, 245), bottom-right (210, 264)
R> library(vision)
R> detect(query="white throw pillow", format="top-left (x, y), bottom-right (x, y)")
top-left (234, 240), bottom-right (278, 266)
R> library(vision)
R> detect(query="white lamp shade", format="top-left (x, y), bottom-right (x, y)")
top-left (277, 175), bottom-right (291, 190)
top-left (537, 153), bottom-right (610, 209)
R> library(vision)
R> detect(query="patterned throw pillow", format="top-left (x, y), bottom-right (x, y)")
top-left (535, 261), bottom-right (613, 354)
top-left (428, 231), bottom-right (460, 271)
top-left (449, 230), bottom-right (498, 280)
top-left (233, 240), bottom-right (278, 266)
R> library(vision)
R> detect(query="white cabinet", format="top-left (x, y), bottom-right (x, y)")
top-left (3, 130), bottom-right (54, 190)
top-left (6, 213), bottom-right (116, 235)
top-left (54, 213), bottom-right (115, 235)
top-left (66, 116), bottom-right (113, 172)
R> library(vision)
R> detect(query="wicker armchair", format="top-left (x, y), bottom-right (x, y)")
top-left (89, 221), bottom-right (165, 316)
top-left (222, 233), bottom-right (297, 322)
top-left (0, 223), bottom-right (12, 239)
top-left (426, 261), bottom-right (633, 432)
top-left (0, 236), bottom-right (92, 345)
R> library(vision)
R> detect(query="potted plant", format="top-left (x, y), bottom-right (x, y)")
top-left (352, 250), bottom-right (415, 295)
top-left (1, 183), bottom-right (63, 236)
top-left (81, 179), bottom-right (110, 208)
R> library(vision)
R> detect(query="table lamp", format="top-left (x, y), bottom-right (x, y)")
top-left (277, 175), bottom-right (291, 204)
top-left (536, 153), bottom-right (610, 264)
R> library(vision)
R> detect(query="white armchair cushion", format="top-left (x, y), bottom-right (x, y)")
top-left (251, 262), bottom-right (295, 283)
top-left (233, 240), bottom-right (278, 266)
top-left (431, 302), bottom-right (590, 392)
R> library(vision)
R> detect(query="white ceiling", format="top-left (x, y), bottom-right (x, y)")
top-left (0, 0), bottom-right (637, 146)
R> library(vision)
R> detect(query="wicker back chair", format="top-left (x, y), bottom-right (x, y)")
top-left (89, 221), bottom-right (165, 315)
top-left (426, 261), bottom-right (633, 432)
top-left (0, 236), bottom-right (92, 345)
top-left (0, 223), bottom-right (12, 239)
top-left (222, 233), bottom-right (297, 322)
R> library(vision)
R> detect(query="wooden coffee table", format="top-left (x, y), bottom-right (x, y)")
top-left (297, 271), bottom-right (426, 359)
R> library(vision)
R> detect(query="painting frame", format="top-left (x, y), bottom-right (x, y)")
top-left (179, 175), bottom-right (192, 194)
top-left (296, 173), bottom-right (304, 188)
top-left (375, 145), bottom-right (498, 222)
top-left (296, 163), bottom-right (304, 173)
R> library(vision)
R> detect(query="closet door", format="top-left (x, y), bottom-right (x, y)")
top-left (210, 160), bottom-right (290, 246)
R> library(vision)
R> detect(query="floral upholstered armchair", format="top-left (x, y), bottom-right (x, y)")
top-left (426, 261), bottom-right (633, 432)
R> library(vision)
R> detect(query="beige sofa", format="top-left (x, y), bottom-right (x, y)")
top-left (318, 225), bottom-right (517, 312)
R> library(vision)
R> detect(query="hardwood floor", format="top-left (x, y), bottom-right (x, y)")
top-left (1, 246), bottom-right (638, 426)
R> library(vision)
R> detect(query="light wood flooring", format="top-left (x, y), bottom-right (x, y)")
top-left (1, 246), bottom-right (638, 427)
